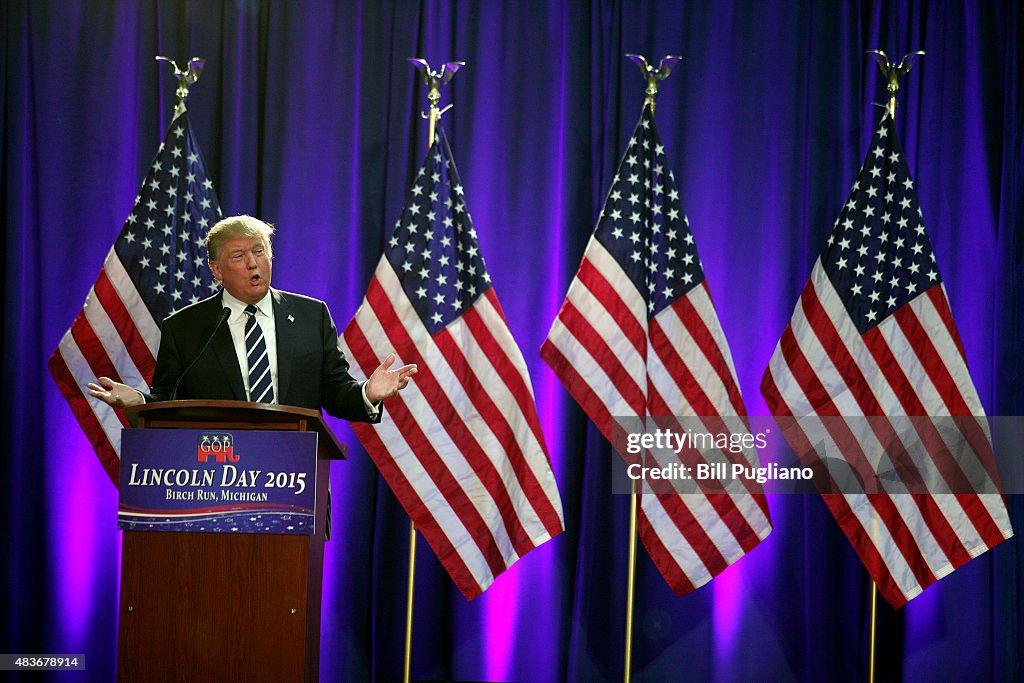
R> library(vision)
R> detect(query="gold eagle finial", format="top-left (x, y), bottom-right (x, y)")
top-left (155, 56), bottom-right (206, 118)
top-left (867, 50), bottom-right (925, 119)
top-left (626, 54), bottom-right (682, 115)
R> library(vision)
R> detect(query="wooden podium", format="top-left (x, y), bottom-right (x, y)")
top-left (117, 401), bottom-right (346, 682)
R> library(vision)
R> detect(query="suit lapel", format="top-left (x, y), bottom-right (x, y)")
top-left (210, 292), bottom-right (247, 401)
top-left (272, 289), bottom-right (294, 403)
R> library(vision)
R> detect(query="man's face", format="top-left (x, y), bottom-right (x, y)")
top-left (210, 236), bottom-right (273, 305)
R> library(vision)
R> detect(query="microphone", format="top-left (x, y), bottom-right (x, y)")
top-left (170, 307), bottom-right (231, 401)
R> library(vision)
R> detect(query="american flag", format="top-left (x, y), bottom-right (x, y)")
top-left (49, 113), bottom-right (222, 484)
top-left (541, 106), bottom-right (772, 594)
top-left (340, 129), bottom-right (564, 599)
top-left (761, 113), bottom-right (1013, 608)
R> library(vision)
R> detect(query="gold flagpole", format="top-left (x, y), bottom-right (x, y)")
top-left (620, 55), bottom-right (681, 683)
top-left (403, 519), bottom-right (416, 683)
top-left (623, 481), bottom-right (639, 683)
top-left (869, 581), bottom-right (878, 683)
top-left (861, 50), bottom-right (923, 683)
top-left (401, 58), bottom-right (466, 683)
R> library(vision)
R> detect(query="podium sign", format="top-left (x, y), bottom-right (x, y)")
top-left (119, 429), bottom-right (319, 535)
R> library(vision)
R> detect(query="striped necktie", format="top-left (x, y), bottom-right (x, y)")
top-left (244, 304), bottom-right (275, 403)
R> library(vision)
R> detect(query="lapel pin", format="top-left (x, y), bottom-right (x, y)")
top-left (287, 314), bottom-right (295, 323)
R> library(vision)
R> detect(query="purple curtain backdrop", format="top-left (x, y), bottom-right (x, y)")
top-left (3, 1), bottom-right (1021, 681)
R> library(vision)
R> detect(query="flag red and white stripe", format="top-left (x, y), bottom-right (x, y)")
top-left (342, 130), bottom-right (564, 599)
top-left (761, 114), bottom-right (1012, 607)
top-left (542, 107), bottom-right (771, 594)
top-left (49, 113), bottom-right (222, 483)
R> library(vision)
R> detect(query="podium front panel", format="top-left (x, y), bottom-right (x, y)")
top-left (117, 426), bottom-right (328, 682)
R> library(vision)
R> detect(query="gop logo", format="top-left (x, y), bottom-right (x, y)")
top-left (197, 432), bottom-right (240, 463)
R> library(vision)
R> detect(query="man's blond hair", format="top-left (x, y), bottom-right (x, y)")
top-left (205, 215), bottom-right (275, 262)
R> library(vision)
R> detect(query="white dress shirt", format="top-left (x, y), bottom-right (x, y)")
top-left (221, 289), bottom-right (279, 402)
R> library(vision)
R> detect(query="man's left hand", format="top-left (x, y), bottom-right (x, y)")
top-left (365, 353), bottom-right (418, 403)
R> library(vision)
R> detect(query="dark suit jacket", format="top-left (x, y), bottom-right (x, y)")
top-left (147, 289), bottom-right (379, 423)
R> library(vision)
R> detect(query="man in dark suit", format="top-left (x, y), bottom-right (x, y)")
top-left (88, 215), bottom-right (415, 418)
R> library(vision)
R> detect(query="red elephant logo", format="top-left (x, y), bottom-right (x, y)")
top-left (197, 432), bottom-right (240, 463)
